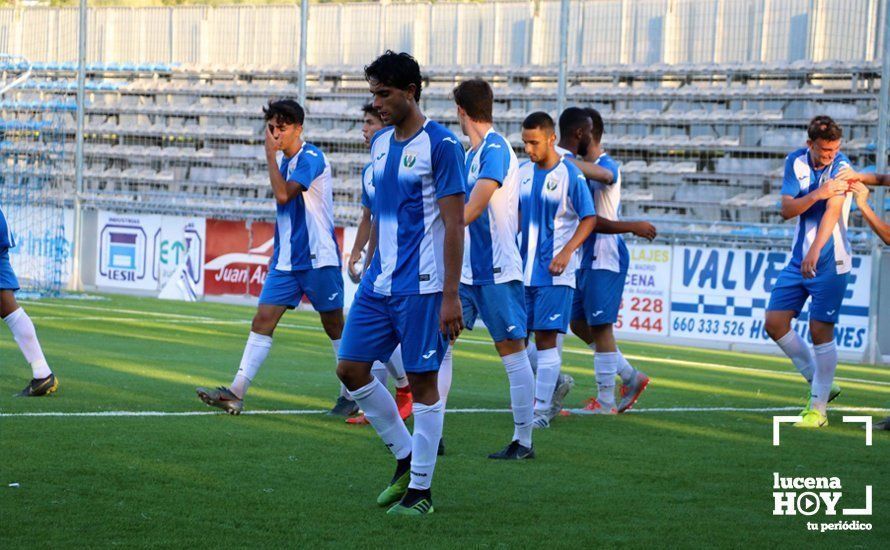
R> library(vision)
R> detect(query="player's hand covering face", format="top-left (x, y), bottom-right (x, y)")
top-left (265, 117), bottom-right (299, 154)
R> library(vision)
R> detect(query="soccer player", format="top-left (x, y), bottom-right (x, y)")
top-left (336, 51), bottom-right (466, 515)
top-left (196, 99), bottom-right (347, 416)
top-left (346, 103), bottom-right (413, 425)
top-left (764, 116), bottom-right (852, 428)
top-left (559, 107), bottom-right (656, 414)
top-left (0, 208), bottom-right (58, 396)
top-left (518, 112), bottom-right (596, 429)
top-left (445, 78), bottom-right (535, 459)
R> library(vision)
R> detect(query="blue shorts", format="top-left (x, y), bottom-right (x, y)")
top-left (0, 248), bottom-right (20, 291)
top-left (258, 266), bottom-right (344, 312)
top-left (460, 280), bottom-right (527, 342)
top-left (525, 286), bottom-right (574, 333)
top-left (766, 263), bottom-right (849, 324)
top-left (338, 286), bottom-right (446, 373)
top-left (572, 268), bottom-right (627, 326)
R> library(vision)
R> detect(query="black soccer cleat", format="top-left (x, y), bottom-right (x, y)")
top-left (488, 440), bottom-right (535, 460)
top-left (16, 374), bottom-right (59, 397)
top-left (327, 396), bottom-right (359, 416)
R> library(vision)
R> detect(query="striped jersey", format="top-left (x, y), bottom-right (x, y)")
top-left (581, 152), bottom-right (626, 272)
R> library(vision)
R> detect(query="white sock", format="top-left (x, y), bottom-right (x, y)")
top-left (556, 333), bottom-right (564, 358)
top-left (409, 400), bottom-right (444, 490)
top-left (534, 347), bottom-right (561, 413)
top-left (437, 344), bottom-right (453, 406)
top-left (385, 344), bottom-right (409, 389)
top-left (527, 342), bottom-right (538, 375)
top-left (230, 331), bottom-right (272, 398)
top-left (776, 330), bottom-right (816, 382)
top-left (615, 347), bottom-right (636, 384)
top-left (595, 351), bottom-right (619, 408)
top-left (503, 351), bottom-right (534, 447)
top-left (810, 341), bottom-right (838, 414)
top-left (371, 362), bottom-right (389, 387)
top-left (350, 378), bottom-right (412, 459)
top-left (3, 307), bottom-right (52, 379)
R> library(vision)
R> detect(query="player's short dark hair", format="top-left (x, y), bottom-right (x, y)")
top-left (364, 50), bottom-right (423, 101)
top-left (263, 99), bottom-right (304, 126)
top-left (807, 115), bottom-right (842, 141)
top-left (558, 107), bottom-right (591, 139)
top-left (361, 103), bottom-right (382, 122)
top-left (522, 111), bottom-right (555, 133)
top-left (453, 79), bottom-right (493, 123)
top-left (586, 107), bottom-right (604, 143)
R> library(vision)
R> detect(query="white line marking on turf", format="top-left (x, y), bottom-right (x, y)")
top-left (1, 406), bottom-right (887, 418)
top-left (25, 304), bottom-right (890, 388)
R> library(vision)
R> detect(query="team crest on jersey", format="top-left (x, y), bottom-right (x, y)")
top-left (545, 177), bottom-right (558, 192)
top-left (470, 162), bottom-right (478, 174)
top-left (402, 153), bottom-right (417, 168)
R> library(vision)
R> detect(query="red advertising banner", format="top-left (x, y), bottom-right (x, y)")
top-left (204, 218), bottom-right (344, 298)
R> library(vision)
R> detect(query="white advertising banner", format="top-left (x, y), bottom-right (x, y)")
top-left (615, 244), bottom-right (672, 337)
top-left (96, 211), bottom-right (205, 295)
top-left (669, 246), bottom-right (870, 353)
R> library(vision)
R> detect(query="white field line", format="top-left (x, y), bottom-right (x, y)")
top-left (1, 406), bottom-right (888, 419)
top-left (23, 303), bottom-right (890, 388)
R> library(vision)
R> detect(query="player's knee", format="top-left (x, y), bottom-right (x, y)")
top-left (569, 319), bottom-right (591, 344)
top-left (764, 314), bottom-right (789, 341)
top-left (250, 313), bottom-right (276, 335)
top-left (320, 311), bottom-right (344, 339)
top-left (809, 321), bottom-right (834, 345)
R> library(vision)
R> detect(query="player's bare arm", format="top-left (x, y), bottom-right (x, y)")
top-left (566, 157), bottom-right (614, 184)
top-left (265, 125), bottom-right (305, 205)
top-left (838, 166), bottom-right (890, 187)
top-left (439, 193), bottom-right (465, 341)
top-left (850, 182), bottom-right (890, 245)
top-left (800, 193), bottom-right (845, 278)
top-left (594, 217), bottom-right (657, 241)
top-left (464, 178), bottom-right (499, 225)
top-left (348, 206), bottom-right (372, 283)
top-left (780, 178), bottom-right (846, 220)
top-left (549, 215), bottom-right (596, 275)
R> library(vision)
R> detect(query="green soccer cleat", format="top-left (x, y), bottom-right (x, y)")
top-left (794, 408), bottom-right (828, 428)
top-left (377, 470), bottom-right (410, 507)
top-left (196, 386), bottom-right (243, 415)
top-left (387, 491), bottom-right (434, 516)
top-left (16, 374), bottom-right (58, 397)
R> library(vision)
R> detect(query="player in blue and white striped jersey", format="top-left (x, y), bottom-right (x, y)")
top-left (558, 107), bottom-right (656, 415)
top-left (447, 79), bottom-right (535, 460)
top-left (345, 103), bottom-right (412, 426)
top-left (0, 207), bottom-right (58, 397)
top-left (764, 116), bottom-right (853, 429)
top-left (518, 112), bottom-right (596, 429)
top-left (336, 52), bottom-right (466, 516)
top-left (196, 100), bottom-right (346, 416)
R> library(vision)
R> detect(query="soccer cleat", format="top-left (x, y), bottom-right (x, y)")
top-left (346, 413), bottom-right (370, 425)
top-left (395, 386), bottom-right (413, 420)
top-left (579, 397), bottom-right (617, 415)
top-left (196, 386), bottom-right (243, 415)
top-left (617, 371), bottom-right (650, 413)
top-left (377, 465), bottom-right (410, 507)
top-left (794, 408), bottom-right (828, 428)
top-left (548, 374), bottom-right (574, 418)
top-left (488, 440), bottom-right (535, 460)
top-left (805, 382), bottom-right (841, 409)
top-left (16, 374), bottom-right (58, 397)
top-left (328, 395), bottom-right (359, 417)
top-left (532, 411), bottom-right (550, 429)
top-left (387, 489), bottom-right (434, 516)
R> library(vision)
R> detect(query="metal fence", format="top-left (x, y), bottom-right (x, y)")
top-left (1, 0), bottom-right (888, 360)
